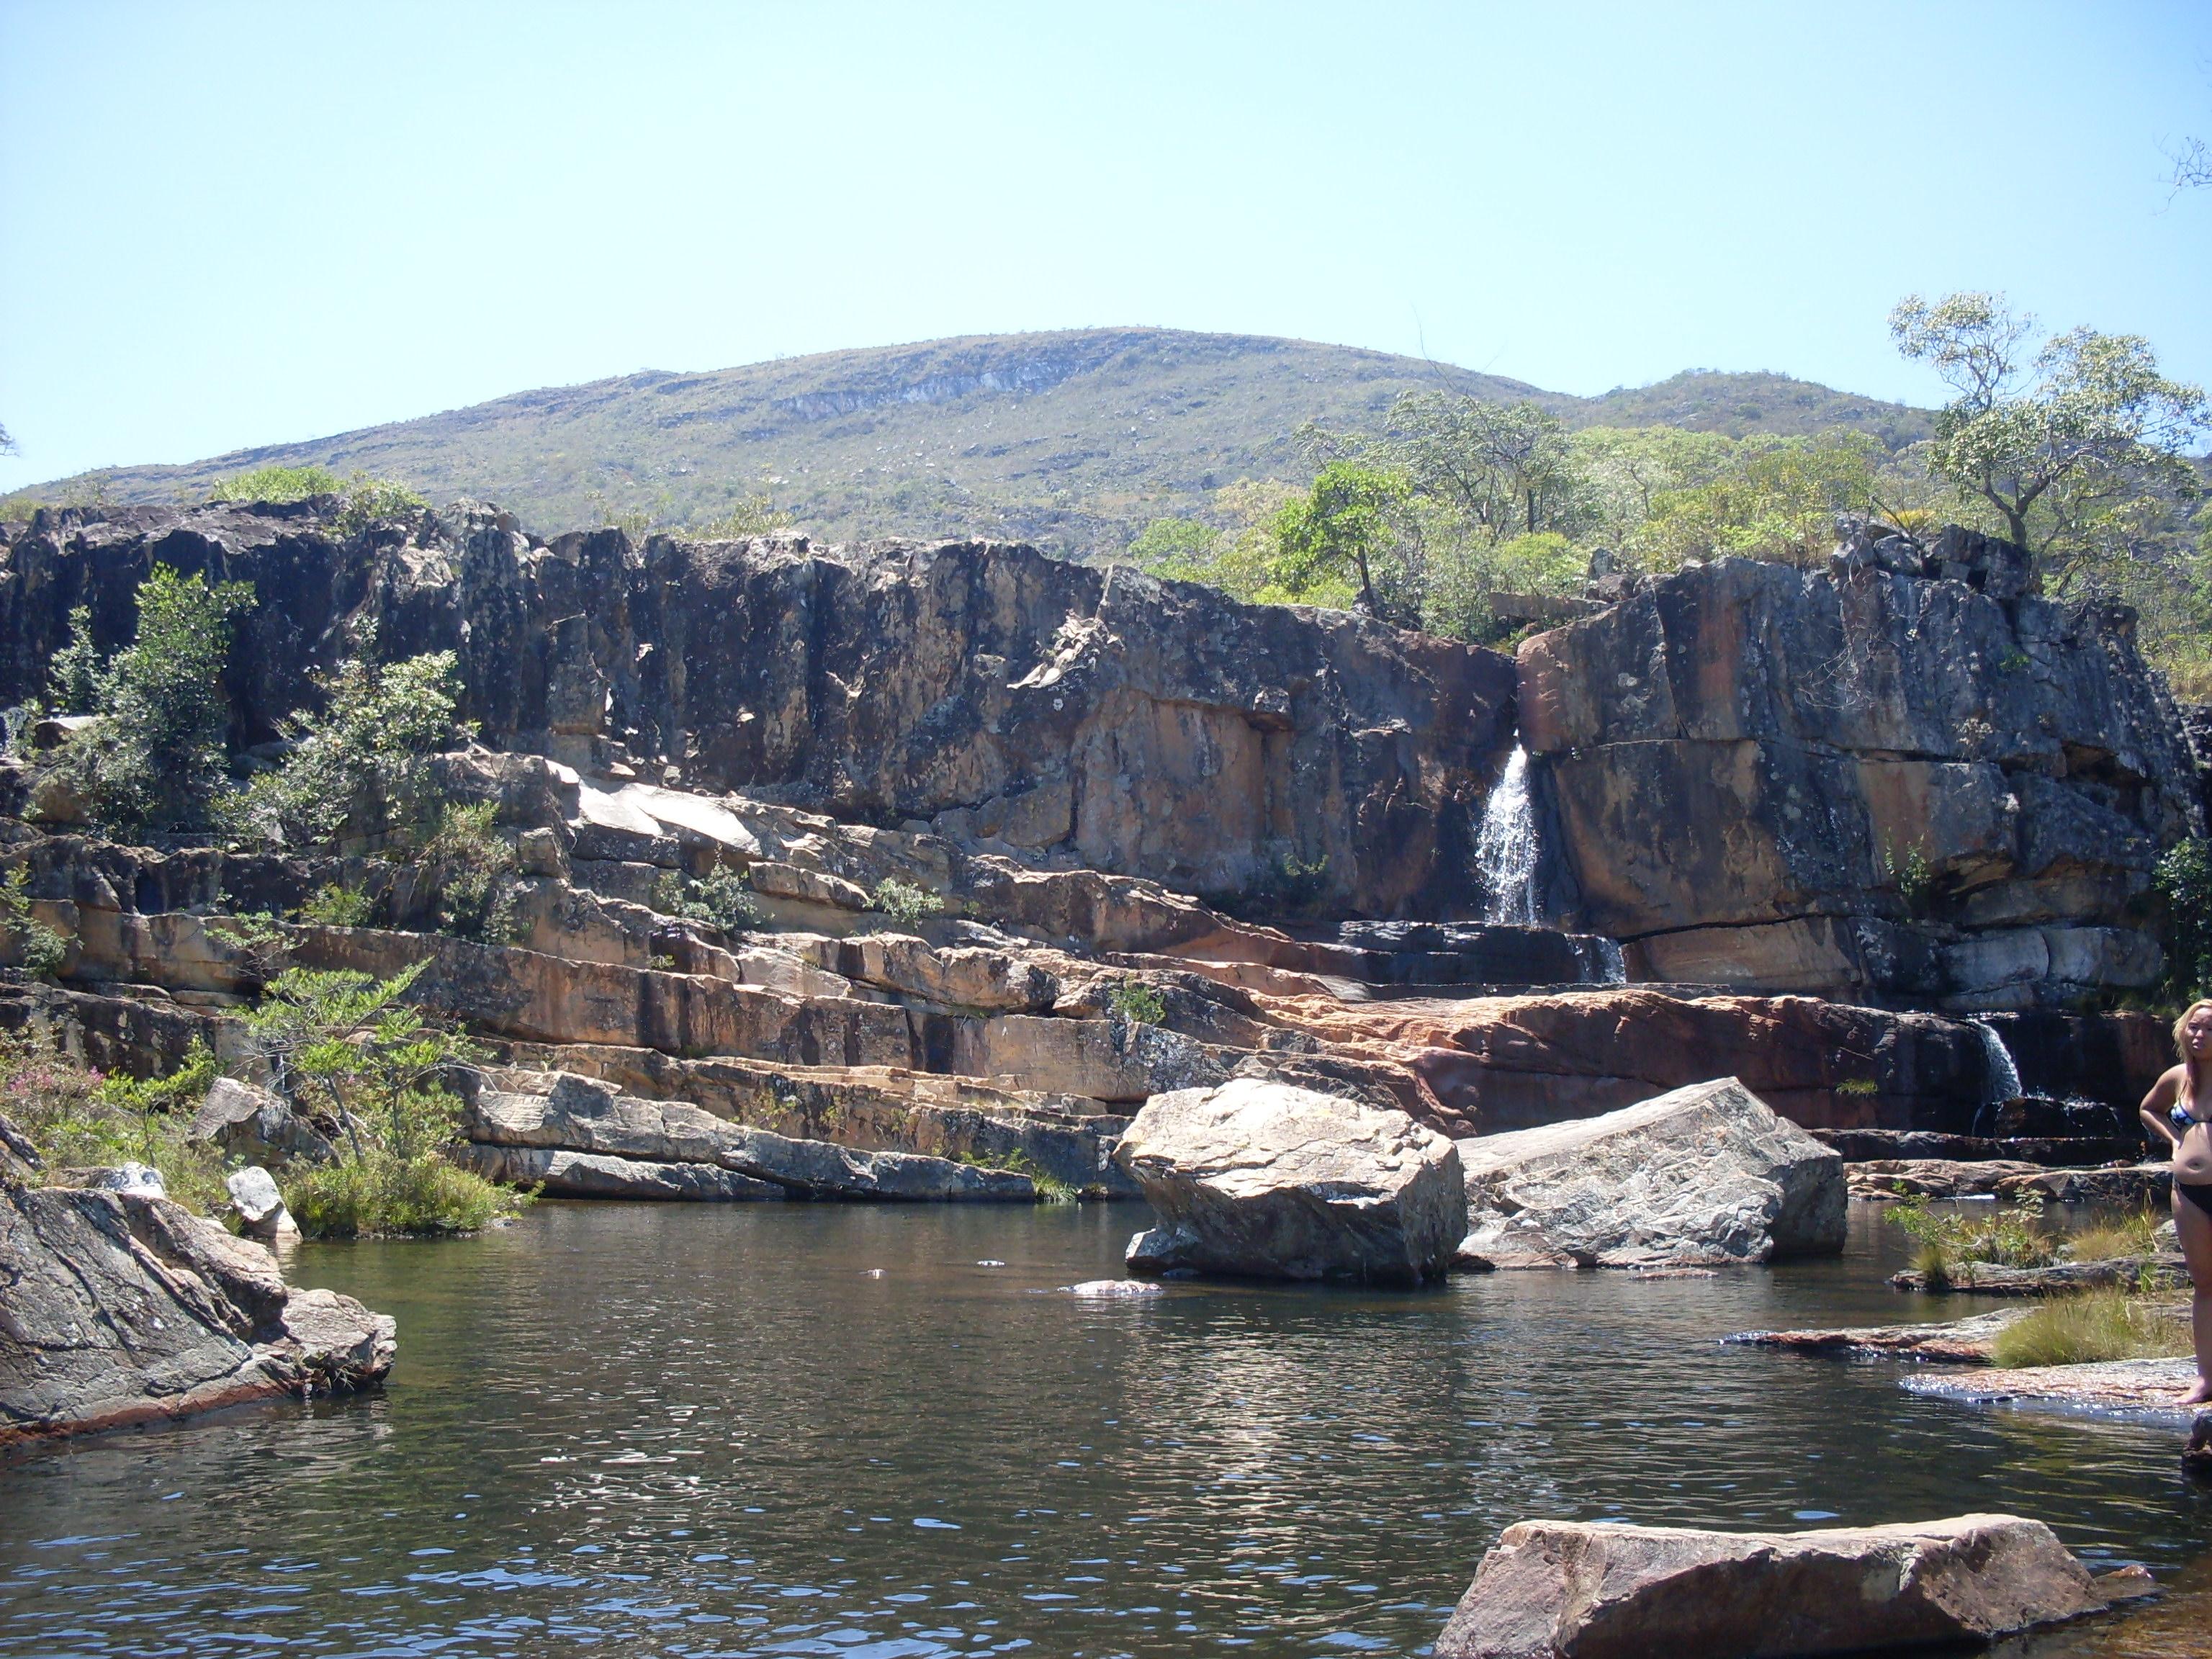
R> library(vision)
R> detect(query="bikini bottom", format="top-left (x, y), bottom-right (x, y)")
top-left (2180, 1180), bottom-right (2212, 1219)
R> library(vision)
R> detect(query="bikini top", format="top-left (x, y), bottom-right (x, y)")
top-left (2173, 1100), bottom-right (2203, 1133)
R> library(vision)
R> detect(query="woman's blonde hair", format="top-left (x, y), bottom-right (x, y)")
top-left (2179, 999), bottom-right (2212, 1110)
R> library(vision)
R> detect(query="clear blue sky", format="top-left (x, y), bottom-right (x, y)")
top-left (3, 0), bottom-right (2208, 490)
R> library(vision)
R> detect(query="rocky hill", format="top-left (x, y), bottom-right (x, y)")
top-left (22, 330), bottom-right (1933, 555)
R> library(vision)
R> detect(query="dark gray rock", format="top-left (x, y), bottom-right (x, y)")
top-left (0, 1112), bottom-right (395, 1448)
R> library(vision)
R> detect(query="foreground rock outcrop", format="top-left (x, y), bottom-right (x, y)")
top-left (1456, 1078), bottom-right (1846, 1268)
top-left (1434, 1513), bottom-right (2122, 1658)
top-left (0, 1114), bottom-right (394, 1448)
top-left (1116, 1076), bottom-right (1464, 1283)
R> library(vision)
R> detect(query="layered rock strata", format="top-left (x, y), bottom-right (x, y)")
top-left (1519, 539), bottom-right (2200, 1009)
top-left (0, 503), bottom-right (1516, 917)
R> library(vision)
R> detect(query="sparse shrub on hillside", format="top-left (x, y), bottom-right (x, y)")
top-left (1882, 841), bottom-right (1939, 920)
top-left (2, 1033), bottom-right (228, 1214)
top-left (652, 865), bottom-right (760, 932)
top-left (683, 487), bottom-right (794, 541)
top-left (1107, 979), bottom-right (1166, 1026)
top-left (0, 867), bottom-right (68, 979)
top-left (227, 633), bottom-right (469, 851)
top-left (207, 466), bottom-right (427, 533)
top-left (243, 962), bottom-right (527, 1238)
top-left (40, 565), bottom-right (252, 837)
top-left (418, 802), bottom-right (521, 943)
top-left (871, 877), bottom-right (944, 929)
top-left (296, 882), bottom-right (378, 927)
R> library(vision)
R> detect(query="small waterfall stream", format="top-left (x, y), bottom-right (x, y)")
top-left (1969, 1019), bottom-right (2023, 1137)
top-left (1475, 745), bottom-right (1541, 925)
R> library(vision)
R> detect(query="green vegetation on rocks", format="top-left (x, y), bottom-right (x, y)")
top-left (871, 877), bottom-right (943, 929)
top-left (242, 962), bottom-right (527, 1237)
top-left (652, 865), bottom-right (760, 932)
top-left (1990, 1289), bottom-right (2190, 1369)
top-left (1, 1033), bottom-right (229, 1215)
top-left (41, 565), bottom-right (252, 837)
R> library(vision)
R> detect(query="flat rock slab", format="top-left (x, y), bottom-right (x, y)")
top-left (1997, 1164), bottom-right (2172, 1205)
top-left (1890, 1253), bottom-right (2189, 1296)
top-left (1848, 1158), bottom-right (2046, 1199)
top-left (1902, 1358), bottom-right (2202, 1421)
top-left (1434, 1512), bottom-right (2115, 1658)
top-left (1457, 1076), bottom-right (1845, 1269)
top-left (1115, 1075), bottom-right (1464, 1284)
top-left (1727, 1309), bottom-right (2026, 1364)
top-left (456, 1143), bottom-right (788, 1201)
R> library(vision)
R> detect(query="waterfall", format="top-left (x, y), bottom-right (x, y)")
top-left (1971, 1020), bottom-right (2022, 1102)
top-left (1968, 1020), bottom-right (2022, 1137)
top-left (1575, 935), bottom-right (1628, 986)
top-left (1475, 745), bottom-right (1541, 925)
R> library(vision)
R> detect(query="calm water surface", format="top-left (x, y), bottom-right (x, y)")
top-left (5, 1200), bottom-right (2212, 1657)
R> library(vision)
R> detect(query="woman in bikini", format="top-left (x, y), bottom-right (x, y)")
top-left (2141, 999), bottom-right (2212, 1406)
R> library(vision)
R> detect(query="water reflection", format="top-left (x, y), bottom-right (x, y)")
top-left (3, 1199), bottom-right (2209, 1657)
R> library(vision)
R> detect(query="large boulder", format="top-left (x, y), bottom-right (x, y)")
top-left (1434, 1514), bottom-right (2117, 1658)
top-left (1456, 1077), bottom-right (1845, 1268)
top-left (0, 1112), bottom-right (395, 1447)
top-left (1114, 1076), bottom-right (1464, 1284)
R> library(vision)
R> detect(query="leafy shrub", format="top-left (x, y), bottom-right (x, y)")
top-left (296, 883), bottom-right (377, 927)
top-left (652, 865), bottom-right (760, 932)
top-left (242, 962), bottom-right (526, 1237)
top-left (419, 801), bottom-right (521, 943)
top-left (41, 565), bottom-right (253, 836)
top-left (0, 867), bottom-right (68, 978)
top-left (1990, 1290), bottom-right (2190, 1369)
top-left (0, 1033), bottom-right (229, 1214)
top-left (2154, 837), bottom-right (2212, 1001)
top-left (228, 636), bottom-right (469, 850)
top-left (1887, 1192), bottom-right (2056, 1272)
top-left (1835, 1076), bottom-right (1879, 1097)
top-left (210, 464), bottom-right (346, 504)
top-left (207, 908), bottom-right (289, 986)
top-left (1882, 841), bottom-right (1938, 918)
top-left (871, 877), bottom-right (943, 929)
top-left (333, 477), bottom-right (428, 534)
top-left (1107, 979), bottom-right (1167, 1025)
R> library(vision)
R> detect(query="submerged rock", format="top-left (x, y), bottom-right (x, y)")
top-left (1434, 1513), bottom-right (2119, 1658)
top-left (1115, 1076), bottom-right (1464, 1284)
top-left (1725, 1309), bottom-right (2026, 1364)
top-left (0, 1112), bottom-right (394, 1447)
top-left (1902, 1357), bottom-right (2200, 1419)
top-left (1455, 1077), bottom-right (1845, 1269)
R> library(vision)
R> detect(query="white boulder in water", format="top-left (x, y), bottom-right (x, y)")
top-left (1456, 1076), bottom-right (1845, 1269)
top-left (1115, 1076), bottom-right (1465, 1285)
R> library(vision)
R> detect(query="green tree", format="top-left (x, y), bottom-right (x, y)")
top-left (45, 565), bottom-right (253, 836)
top-left (228, 631), bottom-right (469, 849)
top-left (1629, 431), bottom-right (1883, 570)
top-left (1269, 461), bottom-right (1414, 616)
top-left (1385, 393), bottom-right (1583, 541)
top-left (243, 963), bottom-right (526, 1236)
top-left (1890, 292), bottom-right (2206, 583)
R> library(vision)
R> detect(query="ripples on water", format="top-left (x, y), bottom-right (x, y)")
top-left (5, 1201), bottom-right (2212, 1656)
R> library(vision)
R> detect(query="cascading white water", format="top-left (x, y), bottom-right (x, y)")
top-left (1578, 935), bottom-right (1628, 986)
top-left (1475, 745), bottom-right (1541, 925)
top-left (1971, 1020), bottom-right (2023, 1104)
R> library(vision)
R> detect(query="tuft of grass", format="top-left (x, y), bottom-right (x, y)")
top-left (1991, 1290), bottom-right (2191, 1370)
top-left (2064, 1209), bottom-right (2163, 1266)
top-left (1835, 1076), bottom-right (1879, 1097)
top-left (287, 1151), bottom-right (525, 1238)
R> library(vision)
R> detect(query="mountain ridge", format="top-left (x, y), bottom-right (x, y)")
top-left (14, 327), bottom-right (1932, 556)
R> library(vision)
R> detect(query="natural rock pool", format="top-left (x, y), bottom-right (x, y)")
top-left (5, 1202), bottom-right (2211, 1657)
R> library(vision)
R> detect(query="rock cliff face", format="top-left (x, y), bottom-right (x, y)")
top-left (1519, 534), bottom-right (2200, 1008)
top-left (0, 503), bottom-right (1515, 918)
